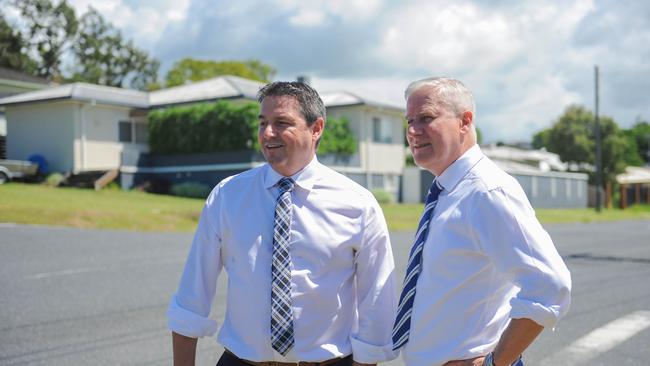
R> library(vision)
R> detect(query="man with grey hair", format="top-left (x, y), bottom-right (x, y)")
top-left (168, 81), bottom-right (398, 366)
top-left (392, 77), bottom-right (571, 366)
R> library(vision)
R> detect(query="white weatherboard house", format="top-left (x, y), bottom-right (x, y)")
top-left (0, 76), bottom-right (405, 199)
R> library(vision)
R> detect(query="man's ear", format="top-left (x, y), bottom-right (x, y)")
top-left (460, 111), bottom-right (473, 134)
top-left (312, 117), bottom-right (325, 141)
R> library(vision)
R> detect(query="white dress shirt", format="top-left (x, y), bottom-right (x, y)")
top-left (402, 145), bottom-right (571, 366)
top-left (168, 157), bottom-right (398, 364)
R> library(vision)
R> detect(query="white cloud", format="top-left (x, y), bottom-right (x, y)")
top-left (68, 0), bottom-right (190, 47)
top-left (29, 0), bottom-right (649, 142)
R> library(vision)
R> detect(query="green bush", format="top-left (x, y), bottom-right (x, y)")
top-left (148, 100), bottom-right (259, 154)
top-left (372, 189), bottom-right (393, 204)
top-left (148, 100), bottom-right (357, 156)
top-left (319, 116), bottom-right (357, 155)
top-left (171, 182), bottom-right (211, 199)
top-left (44, 173), bottom-right (65, 187)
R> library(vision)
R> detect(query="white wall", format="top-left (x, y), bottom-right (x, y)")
top-left (6, 100), bottom-right (149, 173)
top-left (74, 103), bottom-right (145, 171)
top-left (6, 101), bottom-right (75, 172)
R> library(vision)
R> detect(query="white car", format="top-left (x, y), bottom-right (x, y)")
top-left (0, 159), bottom-right (39, 184)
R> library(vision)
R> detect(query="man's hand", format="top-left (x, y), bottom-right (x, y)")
top-left (442, 356), bottom-right (485, 366)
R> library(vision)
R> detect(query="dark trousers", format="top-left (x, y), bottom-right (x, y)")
top-left (216, 350), bottom-right (353, 366)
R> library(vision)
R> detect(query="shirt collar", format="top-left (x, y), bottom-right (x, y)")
top-left (263, 156), bottom-right (321, 192)
top-left (436, 144), bottom-right (484, 192)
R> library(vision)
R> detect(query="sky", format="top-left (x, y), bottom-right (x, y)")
top-left (60, 0), bottom-right (650, 142)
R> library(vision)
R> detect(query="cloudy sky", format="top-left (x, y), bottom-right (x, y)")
top-left (64, 0), bottom-right (649, 143)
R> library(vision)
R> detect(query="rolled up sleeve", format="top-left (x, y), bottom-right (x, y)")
top-left (350, 198), bottom-right (399, 363)
top-left (167, 187), bottom-right (224, 338)
top-left (473, 187), bottom-right (572, 329)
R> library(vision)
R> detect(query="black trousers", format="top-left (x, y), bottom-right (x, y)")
top-left (216, 350), bottom-right (353, 366)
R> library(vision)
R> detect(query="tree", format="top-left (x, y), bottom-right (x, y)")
top-left (70, 7), bottom-right (159, 90)
top-left (532, 129), bottom-right (551, 150)
top-left (531, 105), bottom-right (635, 185)
top-left (165, 58), bottom-right (276, 87)
top-left (0, 13), bottom-right (38, 74)
top-left (11, 0), bottom-right (78, 80)
top-left (624, 119), bottom-right (650, 165)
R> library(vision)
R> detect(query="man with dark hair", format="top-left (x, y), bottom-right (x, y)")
top-left (168, 81), bottom-right (398, 366)
top-left (392, 77), bottom-right (571, 366)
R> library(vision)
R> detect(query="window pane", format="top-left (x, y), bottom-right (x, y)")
top-left (373, 117), bottom-right (381, 142)
top-left (119, 121), bottom-right (132, 143)
top-left (381, 120), bottom-right (393, 143)
top-left (135, 123), bottom-right (148, 144)
top-left (372, 174), bottom-right (384, 188)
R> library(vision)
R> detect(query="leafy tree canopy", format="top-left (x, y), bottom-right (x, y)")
top-left (0, 13), bottom-right (38, 73)
top-left (531, 105), bottom-right (640, 185)
top-left (165, 58), bottom-right (276, 87)
top-left (623, 119), bottom-right (650, 165)
top-left (2, 0), bottom-right (159, 90)
top-left (69, 6), bottom-right (159, 90)
top-left (9, 0), bottom-right (78, 80)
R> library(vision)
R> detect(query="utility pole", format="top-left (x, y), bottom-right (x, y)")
top-left (594, 65), bottom-right (603, 212)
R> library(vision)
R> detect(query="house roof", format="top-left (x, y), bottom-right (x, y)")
top-left (482, 144), bottom-right (568, 172)
top-left (0, 82), bottom-right (149, 108)
top-left (617, 166), bottom-right (650, 184)
top-left (149, 75), bottom-right (264, 107)
top-left (0, 67), bottom-right (49, 85)
top-left (320, 90), bottom-right (403, 111)
top-left (0, 75), bottom-right (404, 112)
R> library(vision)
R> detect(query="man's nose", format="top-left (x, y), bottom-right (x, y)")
top-left (407, 123), bottom-right (421, 136)
top-left (261, 123), bottom-right (276, 138)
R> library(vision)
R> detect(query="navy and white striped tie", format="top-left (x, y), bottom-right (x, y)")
top-left (392, 179), bottom-right (444, 350)
top-left (271, 177), bottom-right (295, 355)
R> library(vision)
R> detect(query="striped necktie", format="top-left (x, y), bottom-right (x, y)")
top-left (271, 177), bottom-right (295, 355)
top-left (392, 179), bottom-right (444, 350)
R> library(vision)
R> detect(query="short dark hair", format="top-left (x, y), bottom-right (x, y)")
top-left (257, 81), bottom-right (326, 125)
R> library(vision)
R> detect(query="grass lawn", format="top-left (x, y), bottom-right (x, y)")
top-left (0, 183), bottom-right (203, 232)
top-left (1, 183), bottom-right (648, 232)
top-left (382, 203), bottom-right (650, 230)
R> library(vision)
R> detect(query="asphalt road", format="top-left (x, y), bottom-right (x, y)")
top-left (0, 220), bottom-right (648, 366)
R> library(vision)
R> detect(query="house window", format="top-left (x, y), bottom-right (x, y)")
top-left (372, 174), bottom-right (384, 189)
top-left (119, 120), bottom-right (148, 144)
top-left (119, 121), bottom-right (132, 143)
top-left (372, 117), bottom-right (393, 143)
top-left (135, 123), bottom-right (149, 144)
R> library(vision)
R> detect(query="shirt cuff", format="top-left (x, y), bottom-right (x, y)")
top-left (509, 297), bottom-right (561, 329)
top-left (350, 335), bottom-right (399, 364)
top-left (167, 294), bottom-right (219, 338)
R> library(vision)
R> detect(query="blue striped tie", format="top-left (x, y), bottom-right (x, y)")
top-left (271, 177), bottom-right (295, 355)
top-left (392, 179), bottom-right (443, 350)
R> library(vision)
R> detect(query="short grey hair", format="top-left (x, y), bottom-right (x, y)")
top-left (404, 77), bottom-right (476, 117)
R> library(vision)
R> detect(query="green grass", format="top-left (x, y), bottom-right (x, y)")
top-left (535, 205), bottom-right (650, 224)
top-left (381, 203), bottom-right (650, 230)
top-left (1, 183), bottom-right (648, 232)
top-left (0, 183), bottom-right (203, 232)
